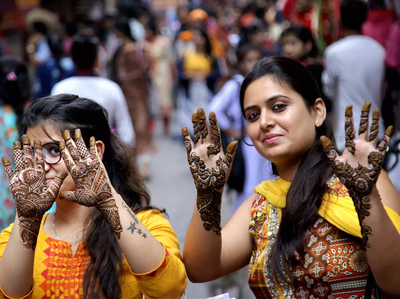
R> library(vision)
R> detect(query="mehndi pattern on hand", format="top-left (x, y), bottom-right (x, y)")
top-left (59, 129), bottom-right (123, 239)
top-left (321, 102), bottom-right (393, 248)
top-left (2, 136), bottom-right (66, 250)
top-left (183, 109), bottom-right (238, 235)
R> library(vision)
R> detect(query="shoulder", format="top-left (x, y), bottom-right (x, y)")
top-left (51, 77), bottom-right (78, 94)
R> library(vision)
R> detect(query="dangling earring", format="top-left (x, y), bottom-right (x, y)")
top-left (315, 120), bottom-right (321, 127)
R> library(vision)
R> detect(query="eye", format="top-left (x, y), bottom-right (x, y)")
top-left (45, 144), bottom-right (60, 156)
top-left (247, 111), bottom-right (260, 121)
top-left (272, 104), bottom-right (286, 111)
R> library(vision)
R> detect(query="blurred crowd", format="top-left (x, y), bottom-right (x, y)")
top-left (0, 0), bottom-right (399, 231)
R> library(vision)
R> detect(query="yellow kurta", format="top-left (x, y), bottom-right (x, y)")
top-left (0, 210), bottom-right (187, 299)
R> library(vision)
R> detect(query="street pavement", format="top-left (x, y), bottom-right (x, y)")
top-left (145, 122), bottom-right (256, 299)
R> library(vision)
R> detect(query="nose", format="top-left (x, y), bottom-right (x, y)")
top-left (44, 160), bottom-right (51, 172)
top-left (259, 109), bottom-right (275, 131)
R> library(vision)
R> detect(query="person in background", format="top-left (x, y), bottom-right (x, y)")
top-left (51, 32), bottom-right (135, 149)
top-left (145, 18), bottom-right (175, 137)
top-left (209, 44), bottom-right (274, 211)
top-left (281, 25), bottom-right (332, 113)
top-left (0, 94), bottom-right (187, 298)
top-left (111, 17), bottom-right (154, 180)
top-left (177, 27), bottom-right (220, 137)
top-left (0, 57), bottom-right (31, 230)
top-left (322, 0), bottom-right (386, 151)
top-left (26, 22), bottom-right (52, 68)
top-left (34, 33), bottom-right (75, 99)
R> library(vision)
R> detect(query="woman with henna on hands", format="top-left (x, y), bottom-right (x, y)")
top-left (0, 94), bottom-right (186, 298)
top-left (182, 56), bottom-right (400, 298)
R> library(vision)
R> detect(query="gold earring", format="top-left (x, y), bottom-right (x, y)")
top-left (316, 120), bottom-right (321, 127)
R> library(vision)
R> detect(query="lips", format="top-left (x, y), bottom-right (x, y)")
top-left (263, 134), bottom-right (282, 144)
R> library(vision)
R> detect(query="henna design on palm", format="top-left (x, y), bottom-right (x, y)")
top-left (321, 102), bottom-right (393, 248)
top-left (59, 129), bottom-right (123, 239)
top-left (1, 136), bottom-right (67, 250)
top-left (183, 109), bottom-right (238, 234)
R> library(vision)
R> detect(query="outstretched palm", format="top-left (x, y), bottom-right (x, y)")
top-left (321, 102), bottom-right (393, 247)
top-left (183, 108), bottom-right (238, 234)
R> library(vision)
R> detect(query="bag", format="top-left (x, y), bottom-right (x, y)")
top-left (220, 131), bottom-right (245, 193)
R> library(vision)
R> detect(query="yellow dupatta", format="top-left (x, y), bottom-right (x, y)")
top-left (254, 177), bottom-right (400, 238)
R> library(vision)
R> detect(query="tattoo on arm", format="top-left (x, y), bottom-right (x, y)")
top-left (127, 221), bottom-right (147, 238)
top-left (122, 201), bottom-right (139, 223)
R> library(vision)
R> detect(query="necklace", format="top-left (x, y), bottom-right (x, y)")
top-left (53, 211), bottom-right (60, 240)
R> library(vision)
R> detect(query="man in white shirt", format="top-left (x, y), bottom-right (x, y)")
top-left (51, 33), bottom-right (135, 148)
top-left (322, 0), bottom-right (386, 151)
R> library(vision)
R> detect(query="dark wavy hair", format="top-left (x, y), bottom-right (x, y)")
top-left (240, 56), bottom-right (335, 282)
top-left (280, 25), bottom-right (320, 59)
top-left (19, 94), bottom-right (154, 298)
top-left (0, 56), bottom-right (30, 126)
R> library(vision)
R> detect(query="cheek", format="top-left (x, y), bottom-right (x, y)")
top-left (59, 175), bottom-right (76, 194)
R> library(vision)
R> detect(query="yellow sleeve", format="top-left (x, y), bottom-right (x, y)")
top-left (131, 209), bottom-right (187, 298)
top-left (0, 224), bottom-right (33, 299)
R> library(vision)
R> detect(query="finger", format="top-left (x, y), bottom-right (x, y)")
top-left (63, 130), bottom-right (80, 162)
top-left (192, 108), bottom-right (208, 143)
top-left (207, 112), bottom-right (222, 157)
top-left (358, 101), bottom-right (371, 141)
top-left (344, 105), bottom-right (356, 155)
top-left (378, 126), bottom-right (394, 155)
top-left (369, 109), bottom-right (380, 144)
top-left (2, 156), bottom-right (15, 181)
top-left (59, 190), bottom-right (94, 207)
top-left (22, 135), bottom-right (34, 169)
top-left (13, 141), bottom-right (24, 172)
top-left (89, 136), bottom-right (97, 159)
top-left (224, 141), bottom-right (239, 167)
top-left (74, 129), bottom-right (90, 159)
top-left (182, 126), bottom-right (194, 156)
top-left (320, 136), bottom-right (339, 166)
top-left (192, 112), bottom-right (200, 143)
top-left (33, 140), bottom-right (45, 172)
top-left (59, 139), bottom-right (76, 171)
top-left (45, 171), bottom-right (68, 198)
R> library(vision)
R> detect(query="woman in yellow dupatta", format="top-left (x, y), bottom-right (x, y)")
top-left (182, 56), bottom-right (400, 298)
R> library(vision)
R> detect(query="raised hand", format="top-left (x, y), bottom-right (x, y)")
top-left (320, 102), bottom-right (393, 247)
top-left (59, 129), bottom-right (123, 239)
top-left (182, 108), bottom-right (238, 234)
top-left (1, 135), bottom-right (67, 250)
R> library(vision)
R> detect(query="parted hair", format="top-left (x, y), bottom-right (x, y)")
top-left (240, 56), bottom-right (335, 282)
top-left (19, 94), bottom-right (153, 298)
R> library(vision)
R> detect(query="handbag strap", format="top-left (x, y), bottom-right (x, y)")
top-left (365, 270), bottom-right (382, 299)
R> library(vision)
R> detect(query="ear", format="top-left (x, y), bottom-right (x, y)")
top-left (305, 41), bottom-right (313, 54)
top-left (95, 140), bottom-right (105, 160)
top-left (313, 98), bottom-right (326, 126)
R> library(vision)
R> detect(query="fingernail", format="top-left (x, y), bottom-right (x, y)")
top-left (320, 136), bottom-right (332, 148)
top-left (182, 127), bottom-right (189, 136)
top-left (63, 130), bottom-right (70, 140)
top-left (1, 157), bottom-right (10, 167)
top-left (34, 140), bottom-right (42, 149)
top-left (57, 171), bottom-right (68, 180)
top-left (75, 129), bottom-right (81, 140)
top-left (226, 141), bottom-right (238, 153)
top-left (345, 105), bottom-right (353, 117)
top-left (90, 136), bottom-right (95, 147)
top-left (59, 191), bottom-right (65, 199)
top-left (362, 101), bottom-right (371, 112)
top-left (22, 135), bottom-right (30, 145)
top-left (59, 140), bottom-right (65, 150)
top-left (192, 113), bottom-right (198, 122)
top-left (372, 109), bottom-right (380, 120)
top-left (197, 108), bottom-right (206, 119)
top-left (209, 111), bottom-right (217, 121)
top-left (386, 126), bottom-right (394, 137)
top-left (13, 141), bottom-right (21, 150)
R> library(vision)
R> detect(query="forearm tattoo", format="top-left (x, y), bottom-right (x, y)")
top-left (183, 110), bottom-right (237, 235)
top-left (60, 130), bottom-right (123, 239)
top-left (2, 137), bottom-right (66, 250)
top-left (321, 103), bottom-right (393, 247)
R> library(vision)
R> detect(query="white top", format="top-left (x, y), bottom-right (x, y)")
top-left (51, 76), bottom-right (135, 147)
top-left (322, 35), bottom-right (386, 150)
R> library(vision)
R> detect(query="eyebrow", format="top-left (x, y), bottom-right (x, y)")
top-left (243, 94), bottom-right (290, 113)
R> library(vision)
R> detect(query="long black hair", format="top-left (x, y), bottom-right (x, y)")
top-left (0, 56), bottom-right (31, 126)
top-left (280, 25), bottom-right (319, 60)
top-left (240, 56), bottom-right (335, 282)
top-left (19, 94), bottom-right (153, 298)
